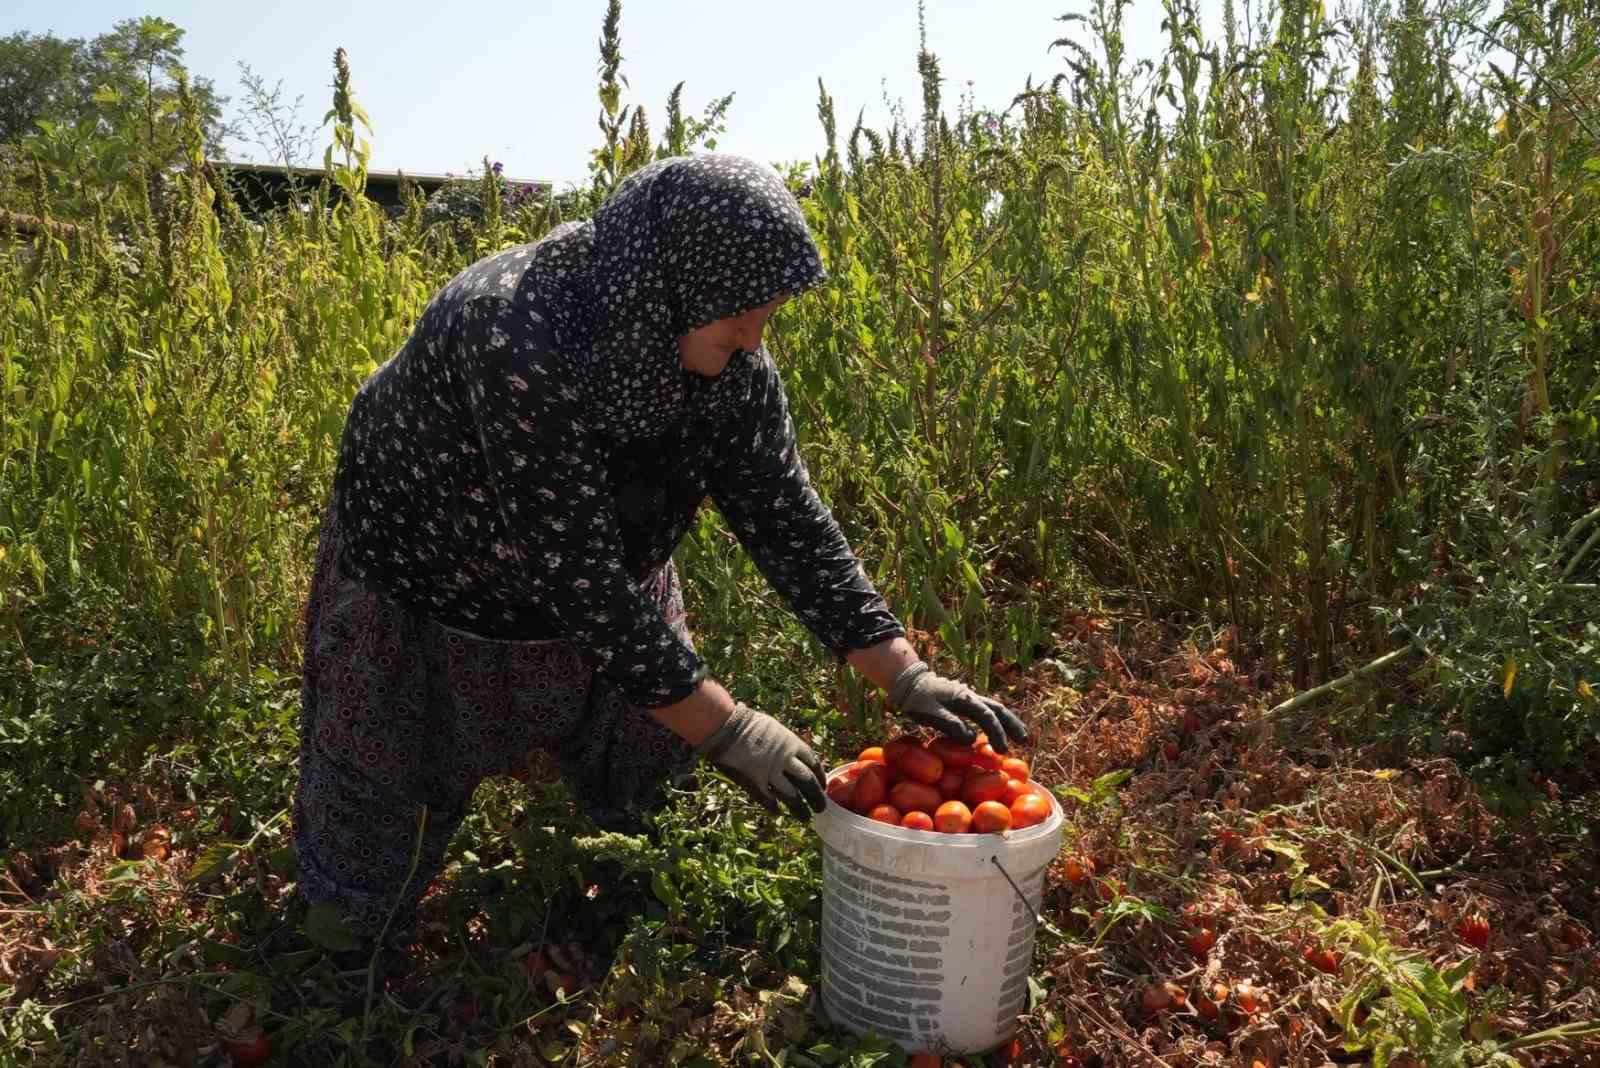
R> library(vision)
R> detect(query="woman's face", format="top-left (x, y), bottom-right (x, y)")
top-left (677, 295), bottom-right (790, 377)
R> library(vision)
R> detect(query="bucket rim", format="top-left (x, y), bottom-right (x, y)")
top-left (816, 762), bottom-right (1063, 848)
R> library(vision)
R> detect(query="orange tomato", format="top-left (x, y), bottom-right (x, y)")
top-left (999, 757), bottom-right (1030, 782)
top-left (857, 746), bottom-right (886, 765)
top-left (971, 742), bottom-right (1005, 771)
top-left (1010, 792), bottom-right (1051, 828)
top-left (933, 800), bottom-right (973, 834)
top-left (972, 800), bottom-right (1013, 833)
top-left (898, 745), bottom-right (945, 786)
top-left (867, 804), bottom-right (902, 825)
top-left (1002, 778), bottom-right (1031, 805)
top-left (936, 767), bottom-right (966, 799)
top-left (929, 736), bottom-right (974, 770)
top-left (901, 810), bottom-right (935, 831)
top-left (889, 780), bottom-right (943, 815)
top-left (1062, 855), bottom-right (1093, 884)
top-left (851, 763), bottom-right (890, 814)
top-left (962, 769), bottom-right (1009, 807)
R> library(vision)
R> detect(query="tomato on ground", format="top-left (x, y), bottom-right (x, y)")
top-left (224, 1031), bottom-right (273, 1067)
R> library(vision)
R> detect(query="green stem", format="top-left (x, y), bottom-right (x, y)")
top-left (1265, 641), bottom-right (1423, 719)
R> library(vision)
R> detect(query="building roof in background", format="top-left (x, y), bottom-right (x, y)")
top-left (212, 160), bottom-right (555, 191)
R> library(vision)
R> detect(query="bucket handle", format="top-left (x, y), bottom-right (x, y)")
top-left (990, 855), bottom-right (1068, 941)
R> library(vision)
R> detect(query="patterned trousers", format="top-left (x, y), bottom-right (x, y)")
top-left (293, 512), bottom-right (696, 935)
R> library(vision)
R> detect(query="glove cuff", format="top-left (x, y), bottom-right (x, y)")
top-left (888, 661), bottom-right (932, 708)
top-left (692, 702), bottom-right (749, 761)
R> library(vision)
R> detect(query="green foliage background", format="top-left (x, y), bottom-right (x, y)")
top-left (2, 0), bottom-right (1597, 843)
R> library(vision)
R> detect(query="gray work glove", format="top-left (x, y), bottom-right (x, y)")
top-left (889, 661), bottom-right (1029, 753)
top-left (694, 703), bottom-right (828, 820)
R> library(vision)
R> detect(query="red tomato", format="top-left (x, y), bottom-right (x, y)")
top-left (889, 780), bottom-right (943, 815)
top-left (883, 735), bottom-right (919, 768)
top-left (933, 800), bottom-right (972, 834)
top-left (999, 757), bottom-right (1030, 782)
top-left (867, 804), bottom-right (902, 825)
top-left (936, 767), bottom-right (965, 799)
top-left (851, 764), bottom-right (890, 814)
top-left (857, 746), bottom-right (886, 765)
top-left (962, 770), bottom-right (1009, 808)
top-left (1148, 980), bottom-right (1185, 1013)
top-left (1234, 979), bottom-right (1260, 1014)
top-left (1062, 856), bottom-right (1092, 884)
top-left (825, 777), bottom-right (856, 809)
top-left (972, 800), bottom-right (1013, 833)
top-left (928, 737), bottom-right (973, 770)
top-left (994, 1037), bottom-right (1025, 1064)
top-left (1456, 914), bottom-right (1490, 950)
top-left (1010, 793), bottom-right (1051, 828)
top-left (1303, 946), bottom-right (1340, 974)
top-left (901, 810), bottom-right (935, 831)
top-left (1002, 778), bottom-right (1031, 805)
top-left (908, 1054), bottom-right (943, 1068)
top-left (1186, 926), bottom-right (1217, 955)
top-left (897, 745), bottom-right (944, 785)
top-left (224, 1030), bottom-right (273, 1066)
top-left (971, 743), bottom-right (1005, 771)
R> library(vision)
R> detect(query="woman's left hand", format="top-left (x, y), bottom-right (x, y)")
top-left (887, 662), bottom-right (1028, 753)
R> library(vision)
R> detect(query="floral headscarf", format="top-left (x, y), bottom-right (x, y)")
top-left (543, 154), bottom-right (827, 442)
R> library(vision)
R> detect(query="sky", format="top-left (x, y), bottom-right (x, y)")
top-left (8, 1), bottom-right (1219, 191)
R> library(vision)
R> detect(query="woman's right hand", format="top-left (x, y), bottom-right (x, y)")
top-left (692, 703), bottom-right (828, 820)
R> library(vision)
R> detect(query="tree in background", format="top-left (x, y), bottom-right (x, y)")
top-left (2, 17), bottom-right (229, 221)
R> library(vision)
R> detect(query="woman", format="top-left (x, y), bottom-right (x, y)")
top-left (295, 153), bottom-right (1026, 937)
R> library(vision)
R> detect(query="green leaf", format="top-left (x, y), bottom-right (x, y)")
top-left (186, 841), bottom-right (242, 884)
top-left (199, 939), bottom-right (250, 966)
top-left (651, 869), bottom-right (680, 912)
top-left (303, 902), bottom-right (361, 952)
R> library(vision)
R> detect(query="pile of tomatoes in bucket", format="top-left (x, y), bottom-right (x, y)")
top-left (825, 732), bottom-right (1052, 835)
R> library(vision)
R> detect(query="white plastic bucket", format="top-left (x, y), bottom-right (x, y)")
top-left (813, 764), bottom-right (1064, 1055)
